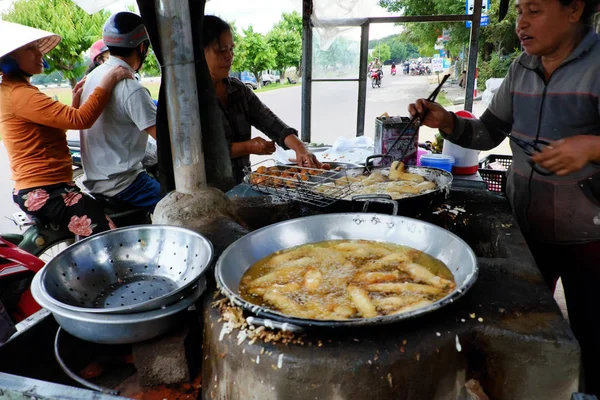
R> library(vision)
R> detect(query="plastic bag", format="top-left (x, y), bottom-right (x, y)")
top-left (273, 136), bottom-right (374, 165)
top-left (482, 78), bottom-right (504, 106)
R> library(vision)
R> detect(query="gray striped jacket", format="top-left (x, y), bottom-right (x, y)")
top-left (446, 29), bottom-right (600, 244)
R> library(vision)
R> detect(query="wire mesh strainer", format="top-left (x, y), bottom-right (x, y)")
top-left (39, 225), bottom-right (213, 314)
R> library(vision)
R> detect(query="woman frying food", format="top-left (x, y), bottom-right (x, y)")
top-left (409, 0), bottom-right (600, 393)
top-left (201, 15), bottom-right (321, 184)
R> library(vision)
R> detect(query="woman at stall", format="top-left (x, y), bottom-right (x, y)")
top-left (408, 0), bottom-right (600, 393)
top-left (0, 21), bottom-right (132, 237)
top-left (201, 15), bottom-right (321, 184)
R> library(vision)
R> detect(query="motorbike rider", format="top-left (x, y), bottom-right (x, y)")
top-left (85, 39), bottom-right (109, 75)
top-left (371, 57), bottom-right (383, 81)
top-left (80, 12), bottom-right (163, 213)
top-left (391, 62), bottom-right (396, 75)
top-left (0, 21), bottom-right (131, 237)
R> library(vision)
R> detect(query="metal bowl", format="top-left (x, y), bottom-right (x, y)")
top-left (216, 213), bottom-right (478, 329)
top-left (32, 272), bottom-right (205, 344)
top-left (38, 225), bottom-right (213, 314)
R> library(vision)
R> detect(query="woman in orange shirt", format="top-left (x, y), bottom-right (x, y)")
top-left (0, 21), bottom-right (131, 237)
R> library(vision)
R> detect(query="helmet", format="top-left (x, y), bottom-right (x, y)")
top-left (102, 12), bottom-right (149, 49)
top-left (90, 39), bottom-right (108, 63)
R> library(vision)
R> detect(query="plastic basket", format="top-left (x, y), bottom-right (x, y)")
top-left (478, 154), bottom-right (513, 193)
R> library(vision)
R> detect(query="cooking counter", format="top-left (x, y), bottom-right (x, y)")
top-left (0, 186), bottom-right (580, 399)
top-left (204, 187), bottom-right (580, 400)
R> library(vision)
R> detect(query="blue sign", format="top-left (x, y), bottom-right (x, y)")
top-left (466, 0), bottom-right (490, 28)
top-left (440, 50), bottom-right (448, 58)
top-left (466, 15), bottom-right (489, 28)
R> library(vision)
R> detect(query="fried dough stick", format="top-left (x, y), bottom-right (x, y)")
top-left (367, 282), bottom-right (443, 296)
top-left (399, 263), bottom-right (455, 289)
top-left (348, 285), bottom-right (378, 318)
top-left (389, 161), bottom-right (425, 183)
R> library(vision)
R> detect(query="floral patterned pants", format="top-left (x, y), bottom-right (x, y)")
top-left (13, 183), bottom-right (115, 237)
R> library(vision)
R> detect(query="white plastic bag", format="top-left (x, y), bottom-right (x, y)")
top-left (482, 78), bottom-right (504, 106)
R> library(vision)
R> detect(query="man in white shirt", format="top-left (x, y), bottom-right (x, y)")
top-left (80, 12), bottom-right (162, 212)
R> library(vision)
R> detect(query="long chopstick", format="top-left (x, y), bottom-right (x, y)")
top-left (384, 74), bottom-right (451, 167)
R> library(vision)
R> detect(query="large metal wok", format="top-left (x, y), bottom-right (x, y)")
top-left (337, 160), bottom-right (453, 216)
top-left (215, 213), bottom-right (478, 329)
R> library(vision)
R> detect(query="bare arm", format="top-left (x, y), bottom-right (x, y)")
top-left (145, 125), bottom-right (157, 140)
top-left (14, 66), bottom-right (132, 130)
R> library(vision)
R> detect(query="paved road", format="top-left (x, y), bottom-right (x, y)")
top-left (253, 66), bottom-right (430, 145)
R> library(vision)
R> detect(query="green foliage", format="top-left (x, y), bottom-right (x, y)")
top-left (379, 0), bottom-right (520, 61)
top-left (477, 50), bottom-right (519, 89)
top-left (369, 44), bottom-right (391, 63)
top-left (369, 34), bottom-right (420, 61)
top-left (313, 36), bottom-right (360, 72)
top-left (2, 0), bottom-right (110, 87)
top-left (142, 48), bottom-right (161, 77)
top-left (237, 26), bottom-right (276, 87)
top-left (267, 12), bottom-right (302, 79)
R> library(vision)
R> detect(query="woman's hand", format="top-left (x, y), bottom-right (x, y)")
top-left (531, 136), bottom-right (600, 176)
top-left (71, 77), bottom-right (86, 109)
top-left (98, 66), bottom-right (134, 92)
top-left (408, 99), bottom-right (455, 134)
top-left (294, 149), bottom-right (322, 169)
top-left (246, 137), bottom-right (276, 155)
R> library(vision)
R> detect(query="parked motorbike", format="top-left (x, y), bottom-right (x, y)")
top-left (370, 69), bottom-right (382, 88)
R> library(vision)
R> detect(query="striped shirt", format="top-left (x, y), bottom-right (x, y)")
top-left (220, 78), bottom-right (297, 184)
top-left (445, 29), bottom-right (600, 244)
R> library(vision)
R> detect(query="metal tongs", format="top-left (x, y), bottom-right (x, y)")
top-left (506, 134), bottom-right (553, 176)
top-left (383, 74), bottom-right (451, 170)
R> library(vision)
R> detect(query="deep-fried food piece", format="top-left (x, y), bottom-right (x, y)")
top-left (248, 282), bottom-right (301, 296)
top-left (263, 288), bottom-right (313, 318)
top-left (389, 161), bottom-right (425, 183)
top-left (362, 252), bottom-right (414, 271)
top-left (415, 181), bottom-right (436, 191)
top-left (322, 163), bottom-right (331, 170)
top-left (256, 166), bottom-right (268, 174)
top-left (388, 299), bottom-right (433, 315)
top-left (331, 305), bottom-right (356, 319)
top-left (348, 285), bottom-right (377, 318)
top-left (303, 267), bottom-right (323, 291)
top-left (362, 172), bottom-right (387, 186)
top-left (399, 263), bottom-right (454, 289)
top-left (367, 282), bottom-right (443, 296)
top-left (289, 167), bottom-right (300, 173)
top-left (373, 295), bottom-right (425, 310)
top-left (386, 184), bottom-right (421, 195)
top-left (354, 271), bottom-right (402, 284)
top-left (247, 266), bottom-right (305, 288)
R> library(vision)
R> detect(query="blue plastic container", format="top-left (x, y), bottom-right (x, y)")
top-left (419, 154), bottom-right (455, 173)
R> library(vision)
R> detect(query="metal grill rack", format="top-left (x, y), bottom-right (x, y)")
top-left (243, 160), bottom-right (354, 207)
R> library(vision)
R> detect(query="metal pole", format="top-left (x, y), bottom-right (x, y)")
top-left (464, 0), bottom-right (482, 112)
top-left (301, 0), bottom-right (313, 143)
top-left (155, 0), bottom-right (206, 194)
top-left (356, 22), bottom-right (369, 137)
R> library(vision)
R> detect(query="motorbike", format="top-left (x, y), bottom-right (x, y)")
top-left (370, 69), bottom-right (382, 88)
top-left (391, 66), bottom-right (396, 76)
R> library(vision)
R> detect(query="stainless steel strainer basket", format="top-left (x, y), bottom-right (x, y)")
top-left (38, 225), bottom-right (213, 314)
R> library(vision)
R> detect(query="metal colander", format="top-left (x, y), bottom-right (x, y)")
top-left (39, 225), bottom-right (213, 314)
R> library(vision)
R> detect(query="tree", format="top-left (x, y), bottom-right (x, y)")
top-left (142, 48), bottom-right (161, 77)
top-left (2, 0), bottom-right (110, 87)
top-left (378, 0), bottom-right (520, 61)
top-left (237, 26), bottom-right (276, 88)
top-left (229, 20), bottom-right (247, 73)
top-left (369, 44), bottom-right (392, 63)
top-left (267, 27), bottom-right (301, 82)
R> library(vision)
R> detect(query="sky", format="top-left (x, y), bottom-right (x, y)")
top-left (0, 0), bottom-right (402, 40)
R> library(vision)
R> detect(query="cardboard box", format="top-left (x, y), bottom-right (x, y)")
top-left (374, 116), bottom-right (418, 167)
